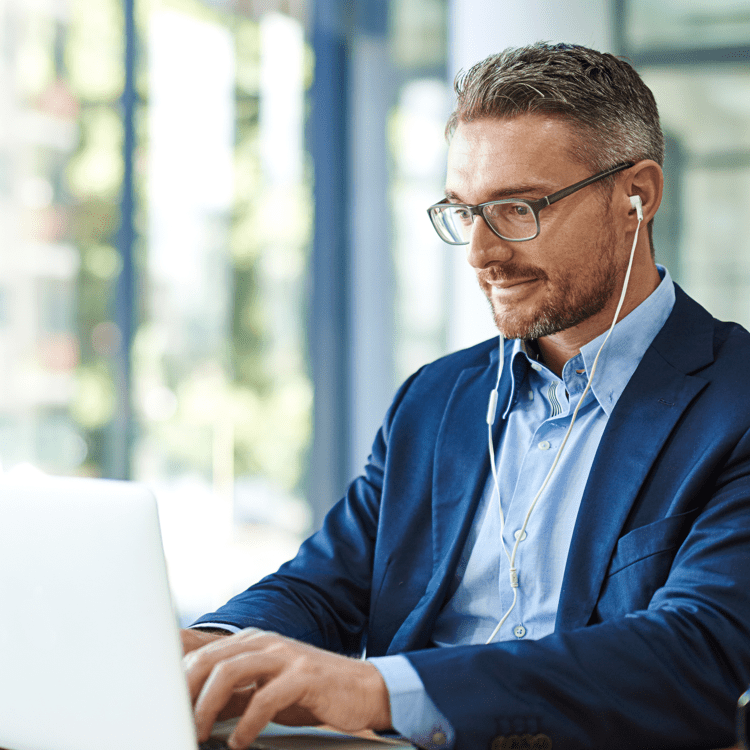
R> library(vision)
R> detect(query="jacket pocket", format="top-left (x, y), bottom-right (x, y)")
top-left (607, 507), bottom-right (699, 577)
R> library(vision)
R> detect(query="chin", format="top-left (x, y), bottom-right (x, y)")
top-left (492, 304), bottom-right (590, 341)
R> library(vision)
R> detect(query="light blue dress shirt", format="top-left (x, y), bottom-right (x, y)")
top-left (369, 267), bottom-right (675, 749)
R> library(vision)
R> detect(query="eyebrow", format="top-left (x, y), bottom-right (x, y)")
top-left (444, 185), bottom-right (550, 203)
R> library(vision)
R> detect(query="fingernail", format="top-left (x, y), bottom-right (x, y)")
top-left (227, 735), bottom-right (241, 750)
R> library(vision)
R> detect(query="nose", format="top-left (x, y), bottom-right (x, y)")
top-left (465, 214), bottom-right (514, 270)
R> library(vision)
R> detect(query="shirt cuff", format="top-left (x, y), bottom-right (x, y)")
top-left (369, 654), bottom-right (454, 750)
top-left (189, 622), bottom-right (243, 633)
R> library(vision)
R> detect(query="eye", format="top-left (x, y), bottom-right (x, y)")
top-left (453, 207), bottom-right (472, 223)
top-left (513, 204), bottom-right (530, 216)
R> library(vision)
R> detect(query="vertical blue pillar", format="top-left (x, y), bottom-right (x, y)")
top-left (112, 0), bottom-right (137, 479)
top-left (308, 0), bottom-right (394, 526)
top-left (308, 2), bottom-right (351, 525)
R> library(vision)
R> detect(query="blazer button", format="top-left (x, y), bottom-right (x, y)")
top-left (431, 731), bottom-right (447, 746)
top-left (490, 732), bottom-right (552, 750)
top-left (499, 734), bottom-right (532, 750)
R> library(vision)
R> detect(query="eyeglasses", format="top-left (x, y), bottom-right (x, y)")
top-left (427, 162), bottom-right (633, 244)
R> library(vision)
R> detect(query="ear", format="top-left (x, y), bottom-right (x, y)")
top-left (618, 159), bottom-right (663, 226)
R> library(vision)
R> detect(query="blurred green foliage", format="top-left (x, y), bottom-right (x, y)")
top-left (26, 0), bottom-right (314, 496)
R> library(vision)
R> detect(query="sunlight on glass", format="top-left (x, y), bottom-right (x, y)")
top-left (67, 108), bottom-right (124, 199)
top-left (66, 0), bottom-right (124, 100)
top-left (71, 366), bottom-right (118, 429)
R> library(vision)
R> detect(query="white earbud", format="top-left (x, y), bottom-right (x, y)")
top-left (629, 195), bottom-right (643, 222)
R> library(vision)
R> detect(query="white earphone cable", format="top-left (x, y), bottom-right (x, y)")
top-left (484, 210), bottom-right (643, 645)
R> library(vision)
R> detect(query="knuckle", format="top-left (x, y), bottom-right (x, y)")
top-left (249, 690), bottom-right (276, 714)
top-left (212, 657), bottom-right (240, 680)
top-left (266, 639), bottom-right (287, 655)
top-left (185, 648), bottom-right (210, 672)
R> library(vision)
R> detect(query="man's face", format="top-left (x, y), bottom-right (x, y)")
top-left (445, 114), bottom-right (624, 341)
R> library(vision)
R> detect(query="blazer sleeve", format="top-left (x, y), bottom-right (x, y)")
top-left (404, 425), bottom-right (750, 750)
top-left (191, 367), bottom-right (424, 655)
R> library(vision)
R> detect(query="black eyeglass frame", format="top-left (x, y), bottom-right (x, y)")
top-left (427, 161), bottom-right (634, 244)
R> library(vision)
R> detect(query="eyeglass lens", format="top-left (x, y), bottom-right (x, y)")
top-left (430, 201), bottom-right (538, 243)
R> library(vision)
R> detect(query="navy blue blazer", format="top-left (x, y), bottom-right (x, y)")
top-left (196, 285), bottom-right (750, 750)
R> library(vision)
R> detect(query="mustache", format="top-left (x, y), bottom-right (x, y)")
top-left (477, 263), bottom-right (549, 285)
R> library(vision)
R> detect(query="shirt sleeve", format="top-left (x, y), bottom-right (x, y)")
top-left (369, 654), bottom-right (455, 750)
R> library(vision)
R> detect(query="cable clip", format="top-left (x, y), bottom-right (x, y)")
top-left (486, 389), bottom-right (498, 425)
top-left (509, 568), bottom-right (519, 588)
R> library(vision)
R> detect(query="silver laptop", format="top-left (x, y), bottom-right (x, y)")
top-left (0, 475), bottom-right (199, 750)
top-left (0, 475), bottom-right (411, 750)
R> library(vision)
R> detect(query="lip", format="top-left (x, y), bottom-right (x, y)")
top-left (489, 278), bottom-right (540, 291)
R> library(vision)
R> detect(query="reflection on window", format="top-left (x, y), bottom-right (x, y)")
top-left (139, 2), bottom-right (312, 621)
top-left (2, 0), bottom-right (313, 622)
top-left (0, 0), bottom-right (121, 478)
top-left (627, 0), bottom-right (750, 52)
top-left (642, 67), bottom-right (750, 329)
top-left (389, 0), bottom-right (455, 382)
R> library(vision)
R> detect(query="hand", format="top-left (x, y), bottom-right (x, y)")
top-left (180, 628), bottom-right (230, 655)
top-left (183, 628), bottom-right (393, 750)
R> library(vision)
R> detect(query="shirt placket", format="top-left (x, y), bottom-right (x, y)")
top-left (497, 365), bottom-right (570, 638)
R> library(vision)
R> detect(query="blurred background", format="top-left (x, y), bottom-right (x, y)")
top-left (0, 0), bottom-right (748, 623)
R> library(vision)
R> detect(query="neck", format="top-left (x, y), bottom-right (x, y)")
top-left (536, 261), bottom-right (661, 377)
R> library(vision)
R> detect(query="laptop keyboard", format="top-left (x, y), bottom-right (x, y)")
top-left (199, 738), bottom-right (270, 750)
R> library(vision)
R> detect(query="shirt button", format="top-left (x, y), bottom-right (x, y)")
top-left (527, 390), bottom-right (534, 401)
top-left (530, 362), bottom-right (542, 372)
top-left (514, 625), bottom-right (527, 638)
top-left (538, 440), bottom-right (550, 450)
top-left (514, 529), bottom-right (527, 541)
top-left (431, 731), bottom-right (447, 746)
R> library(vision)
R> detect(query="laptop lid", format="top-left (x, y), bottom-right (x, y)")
top-left (0, 475), bottom-right (198, 750)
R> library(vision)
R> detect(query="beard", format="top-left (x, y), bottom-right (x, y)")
top-left (477, 216), bottom-right (621, 340)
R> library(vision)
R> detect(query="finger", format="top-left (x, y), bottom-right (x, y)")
top-left (184, 629), bottom-right (269, 702)
top-left (193, 651), bottom-right (278, 742)
top-left (216, 690), bottom-right (255, 722)
top-left (228, 675), bottom-right (308, 750)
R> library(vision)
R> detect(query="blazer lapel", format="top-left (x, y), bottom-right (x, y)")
top-left (430, 358), bottom-right (510, 572)
top-left (557, 286), bottom-right (715, 630)
top-left (387, 347), bottom-right (511, 653)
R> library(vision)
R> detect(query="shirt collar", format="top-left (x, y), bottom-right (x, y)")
top-left (501, 265), bottom-right (676, 418)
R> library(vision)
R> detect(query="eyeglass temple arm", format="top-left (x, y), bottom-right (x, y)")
top-left (544, 162), bottom-right (634, 207)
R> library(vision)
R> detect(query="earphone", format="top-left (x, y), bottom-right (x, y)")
top-left (484, 196), bottom-right (644, 644)
top-left (630, 194), bottom-right (643, 221)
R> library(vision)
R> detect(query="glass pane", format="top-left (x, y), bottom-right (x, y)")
top-left (0, 0), bottom-right (124, 477)
top-left (641, 66), bottom-right (750, 329)
top-left (390, 0), bottom-right (451, 382)
top-left (1, 0), bottom-right (313, 622)
top-left (627, 0), bottom-right (750, 52)
top-left (140, 0), bottom-right (312, 622)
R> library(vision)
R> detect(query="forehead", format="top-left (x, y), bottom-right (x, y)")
top-left (446, 115), bottom-right (583, 199)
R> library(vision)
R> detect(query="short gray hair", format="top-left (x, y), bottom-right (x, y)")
top-left (447, 42), bottom-right (664, 175)
top-left (446, 43), bottom-right (664, 253)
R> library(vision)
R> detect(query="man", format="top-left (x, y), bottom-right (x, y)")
top-left (182, 43), bottom-right (750, 750)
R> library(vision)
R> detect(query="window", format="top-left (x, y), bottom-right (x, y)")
top-left (1, 0), bottom-right (313, 622)
top-left (621, 3), bottom-right (750, 330)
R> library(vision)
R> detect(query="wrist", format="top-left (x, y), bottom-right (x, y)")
top-left (362, 661), bottom-right (393, 732)
top-left (180, 627), bottom-right (230, 655)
